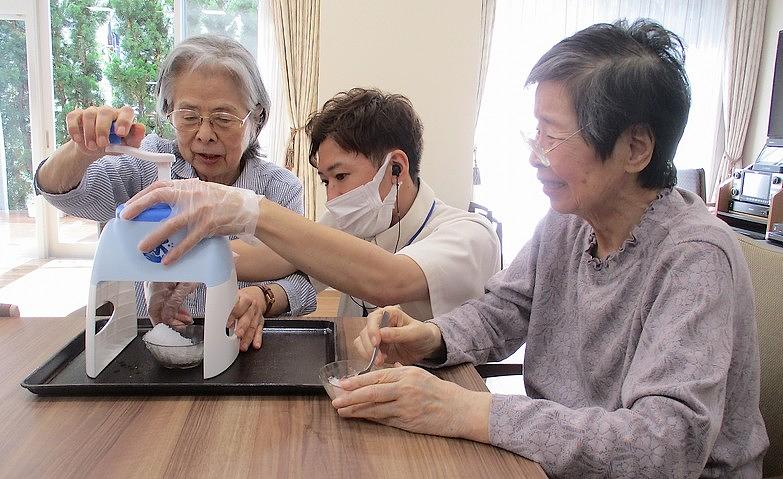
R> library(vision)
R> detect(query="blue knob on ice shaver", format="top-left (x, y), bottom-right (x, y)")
top-left (115, 203), bottom-right (184, 263)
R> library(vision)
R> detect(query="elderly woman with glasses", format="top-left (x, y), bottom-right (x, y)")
top-left (326, 19), bottom-right (769, 477)
top-left (35, 34), bottom-right (315, 351)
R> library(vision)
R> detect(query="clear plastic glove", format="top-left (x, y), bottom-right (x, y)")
top-left (122, 179), bottom-right (261, 265)
top-left (144, 281), bottom-right (198, 328)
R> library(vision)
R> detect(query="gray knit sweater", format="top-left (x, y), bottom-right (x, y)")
top-left (428, 188), bottom-right (768, 478)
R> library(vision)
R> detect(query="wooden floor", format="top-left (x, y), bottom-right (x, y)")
top-left (306, 288), bottom-right (341, 317)
top-left (0, 259), bottom-right (49, 289)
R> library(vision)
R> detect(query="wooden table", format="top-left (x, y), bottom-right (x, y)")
top-left (0, 314), bottom-right (546, 478)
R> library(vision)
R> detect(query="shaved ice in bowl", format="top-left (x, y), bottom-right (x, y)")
top-left (319, 359), bottom-right (373, 400)
top-left (142, 323), bottom-right (203, 369)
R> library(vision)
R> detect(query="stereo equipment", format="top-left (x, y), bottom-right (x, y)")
top-left (754, 145), bottom-right (783, 173)
top-left (768, 223), bottom-right (783, 246)
top-left (729, 167), bottom-right (783, 218)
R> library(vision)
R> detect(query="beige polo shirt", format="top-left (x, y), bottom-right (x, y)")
top-left (314, 180), bottom-right (501, 320)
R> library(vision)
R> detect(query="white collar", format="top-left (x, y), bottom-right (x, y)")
top-left (374, 180), bottom-right (437, 251)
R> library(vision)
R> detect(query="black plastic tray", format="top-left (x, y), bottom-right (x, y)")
top-left (21, 319), bottom-right (335, 396)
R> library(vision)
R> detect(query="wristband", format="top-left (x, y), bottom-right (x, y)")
top-left (257, 284), bottom-right (275, 317)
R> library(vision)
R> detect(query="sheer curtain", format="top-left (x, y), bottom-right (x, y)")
top-left (472, 0), bottom-right (496, 192)
top-left (474, 0), bottom-right (728, 261)
top-left (711, 0), bottom-right (767, 201)
top-left (271, 0), bottom-right (320, 220)
top-left (258, 1), bottom-right (289, 166)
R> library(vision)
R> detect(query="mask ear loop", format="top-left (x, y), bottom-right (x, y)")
top-left (352, 161), bottom-right (402, 315)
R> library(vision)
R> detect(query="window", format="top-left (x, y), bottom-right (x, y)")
top-left (0, 18), bottom-right (36, 267)
top-left (475, 0), bottom-right (728, 261)
top-left (41, 0), bottom-right (176, 255)
top-left (0, 0), bottom-right (286, 262)
top-left (182, 0), bottom-right (258, 57)
top-left (178, 0), bottom-right (288, 162)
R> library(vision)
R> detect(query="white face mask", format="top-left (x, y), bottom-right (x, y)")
top-left (322, 154), bottom-right (398, 239)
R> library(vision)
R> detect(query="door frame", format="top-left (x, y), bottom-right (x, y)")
top-left (0, 0), bottom-right (57, 258)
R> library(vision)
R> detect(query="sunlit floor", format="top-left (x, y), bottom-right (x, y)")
top-left (1, 211), bottom-right (96, 317)
top-left (0, 212), bottom-right (37, 272)
top-left (0, 258), bottom-right (93, 317)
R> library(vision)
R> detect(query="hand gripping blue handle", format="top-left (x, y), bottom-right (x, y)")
top-left (108, 121), bottom-right (122, 145)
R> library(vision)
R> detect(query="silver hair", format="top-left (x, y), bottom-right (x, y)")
top-left (155, 34), bottom-right (270, 139)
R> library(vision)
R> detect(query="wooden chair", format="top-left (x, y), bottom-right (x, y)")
top-left (475, 363), bottom-right (523, 378)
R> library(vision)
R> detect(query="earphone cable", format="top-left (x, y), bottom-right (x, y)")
top-left (393, 178), bottom-right (401, 254)
top-left (350, 166), bottom-right (402, 317)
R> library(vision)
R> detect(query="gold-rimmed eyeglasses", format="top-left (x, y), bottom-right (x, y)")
top-left (166, 108), bottom-right (253, 133)
top-left (522, 127), bottom-right (584, 167)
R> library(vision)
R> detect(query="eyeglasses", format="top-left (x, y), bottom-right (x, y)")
top-left (522, 127), bottom-right (584, 167)
top-left (166, 108), bottom-right (253, 133)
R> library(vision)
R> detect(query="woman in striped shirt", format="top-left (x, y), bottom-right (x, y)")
top-left (35, 34), bottom-right (316, 352)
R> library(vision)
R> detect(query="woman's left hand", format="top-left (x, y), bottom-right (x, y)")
top-left (331, 364), bottom-right (492, 442)
top-left (230, 286), bottom-right (266, 351)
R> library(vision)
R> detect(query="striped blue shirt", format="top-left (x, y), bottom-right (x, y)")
top-left (35, 134), bottom-right (317, 318)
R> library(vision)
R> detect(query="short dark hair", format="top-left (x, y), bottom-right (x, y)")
top-left (526, 18), bottom-right (691, 189)
top-left (306, 88), bottom-right (423, 181)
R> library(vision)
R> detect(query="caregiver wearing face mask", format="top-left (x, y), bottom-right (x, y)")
top-left (123, 88), bottom-right (501, 320)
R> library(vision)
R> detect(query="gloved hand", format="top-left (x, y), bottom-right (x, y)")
top-left (122, 179), bottom-right (261, 265)
top-left (144, 281), bottom-right (198, 328)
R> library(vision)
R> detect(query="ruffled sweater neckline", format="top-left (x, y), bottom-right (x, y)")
top-left (584, 188), bottom-right (671, 271)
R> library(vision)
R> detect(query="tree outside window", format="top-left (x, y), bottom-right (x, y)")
top-left (0, 20), bottom-right (32, 212)
top-left (50, 0), bottom-right (174, 142)
top-left (104, 0), bottom-right (173, 132)
top-left (1, 0), bottom-right (264, 214)
top-left (50, 0), bottom-right (107, 148)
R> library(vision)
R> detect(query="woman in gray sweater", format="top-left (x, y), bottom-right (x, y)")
top-left (336, 19), bottom-right (769, 478)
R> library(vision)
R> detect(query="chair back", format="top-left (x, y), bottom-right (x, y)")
top-left (676, 168), bottom-right (707, 201)
top-left (737, 235), bottom-right (783, 477)
top-left (468, 201), bottom-right (503, 268)
top-left (0, 303), bottom-right (20, 317)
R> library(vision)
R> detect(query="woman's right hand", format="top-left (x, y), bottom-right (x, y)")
top-left (38, 105), bottom-right (148, 194)
top-left (66, 105), bottom-right (145, 156)
top-left (122, 179), bottom-right (261, 265)
top-left (354, 306), bottom-right (445, 366)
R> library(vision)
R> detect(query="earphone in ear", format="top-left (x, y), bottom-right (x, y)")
top-left (392, 163), bottom-right (402, 177)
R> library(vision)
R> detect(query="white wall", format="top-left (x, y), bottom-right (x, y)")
top-left (743, 2), bottom-right (783, 166)
top-left (315, 0), bottom-right (482, 217)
